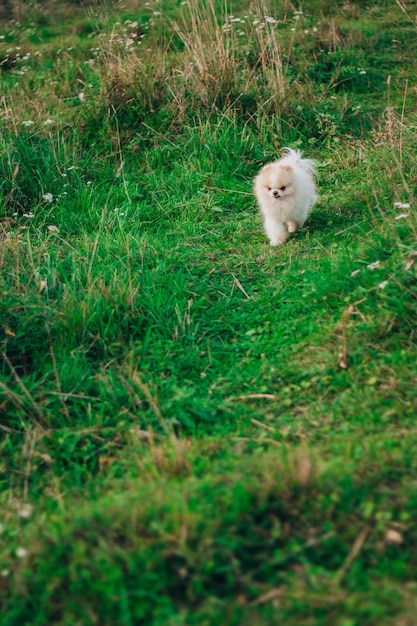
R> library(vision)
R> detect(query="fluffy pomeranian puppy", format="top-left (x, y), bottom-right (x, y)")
top-left (254, 148), bottom-right (318, 245)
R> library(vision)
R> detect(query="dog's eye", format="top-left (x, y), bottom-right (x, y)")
top-left (280, 186), bottom-right (286, 191)
top-left (266, 186), bottom-right (271, 191)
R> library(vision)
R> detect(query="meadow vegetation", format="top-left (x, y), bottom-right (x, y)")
top-left (1, 0), bottom-right (417, 623)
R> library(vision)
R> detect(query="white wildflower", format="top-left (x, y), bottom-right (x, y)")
top-left (18, 504), bottom-right (33, 519)
top-left (265, 16), bottom-right (277, 24)
top-left (43, 118), bottom-right (54, 125)
top-left (47, 225), bottom-right (60, 233)
top-left (367, 261), bottom-right (381, 271)
top-left (16, 547), bottom-right (28, 558)
top-left (23, 212), bottom-right (34, 218)
top-left (395, 213), bottom-right (409, 220)
top-left (394, 201), bottom-right (410, 209)
top-left (42, 192), bottom-right (53, 202)
top-left (22, 120), bottom-right (35, 127)
top-left (79, 92), bottom-right (86, 102)
top-left (350, 269), bottom-right (360, 277)
top-left (378, 281), bottom-right (389, 289)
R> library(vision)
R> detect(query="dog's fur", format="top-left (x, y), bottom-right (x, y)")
top-left (254, 148), bottom-right (318, 245)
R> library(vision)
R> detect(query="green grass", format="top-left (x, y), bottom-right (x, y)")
top-left (1, 0), bottom-right (417, 624)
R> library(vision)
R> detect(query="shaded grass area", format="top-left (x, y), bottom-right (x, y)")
top-left (1, 0), bottom-right (417, 624)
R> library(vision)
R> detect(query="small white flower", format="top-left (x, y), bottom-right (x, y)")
top-left (312, 26), bottom-right (318, 33)
top-left (23, 212), bottom-right (35, 218)
top-left (358, 69), bottom-right (367, 75)
top-left (22, 120), bottom-right (35, 127)
top-left (395, 213), bottom-right (409, 220)
top-left (252, 19), bottom-right (260, 25)
top-left (43, 118), bottom-right (54, 125)
top-left (350, 269), bottom-right (360, 277)
top-left (47, 225), bottom-right (60, 233)
top-left (18, 504), bottom-right (33, 519)
top-left (153, 11), bottom-right (161, 15)
top-left (16, 547), bottom-right (28, 558)
top-left (79, 92), bottom-right (86, 102)
top-left (378, 281), bottom-right (389, 289)
top-left (42, 192), bottom-right (53, 202)
top-left (367, 261), bottom-right (381, 271)
top-left (394, 201), bottom-right (410, 209)
top-left (265, 16), bottom-right (277, 24)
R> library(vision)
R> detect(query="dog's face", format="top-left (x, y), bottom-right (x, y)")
top-left (258, 163), bottom-right (294, 200)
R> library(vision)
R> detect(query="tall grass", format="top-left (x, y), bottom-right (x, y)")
top-left (1, 0), bottom-right (417, 624)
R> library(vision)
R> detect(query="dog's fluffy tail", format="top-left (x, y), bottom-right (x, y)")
top-left (281, 147), bottom-right (317, 176)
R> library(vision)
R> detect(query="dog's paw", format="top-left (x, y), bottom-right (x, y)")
top-left (287, 220), bottom-right (299, 234)
top-left (269, 235), bottom-right (288, 246)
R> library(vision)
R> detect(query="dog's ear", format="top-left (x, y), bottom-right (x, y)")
top-left (261, 163), bottom-right (272, 173)
top-left (280, 164), bottom-right (292, 172)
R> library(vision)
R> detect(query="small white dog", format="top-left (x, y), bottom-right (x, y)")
top-left (254, 148), bottom-right (318, 245)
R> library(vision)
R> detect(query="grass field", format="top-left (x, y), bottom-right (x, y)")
top-left (1, 0), bottom-right (417, 623)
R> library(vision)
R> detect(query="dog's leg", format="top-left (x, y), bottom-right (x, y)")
top-left (287, 220), bottom-right (299, 233)
top-left (264, 219), bottom-right (288, 245)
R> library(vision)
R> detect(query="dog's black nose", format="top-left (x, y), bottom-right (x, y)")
top-left (272, 190), bottom-right (279, 198)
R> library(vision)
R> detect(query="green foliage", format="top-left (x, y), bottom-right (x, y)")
top-left (1, 0), bottom-right (417, 624)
